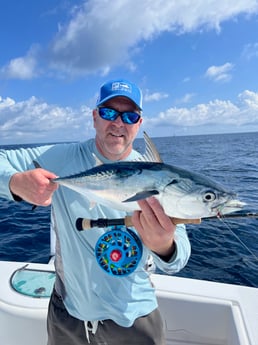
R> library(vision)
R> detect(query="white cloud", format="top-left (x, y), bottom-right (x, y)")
top-left (1, 0), bottom-right (253, 79)
top-left (242, 42), bottom-right (258, 60)
top-left (47, 0), bottom-right (258, 75)
top-left (175, 93), bottom-right (195, 104)
top-left (0, 96), bottom-right (94, 143)
top-left (0, 46), bottom-right (39, 80)
top-left (147, 90), bottom-right (258, 127)
top-left (1, 89), bottom-right (258, 144)
top-left (182, 77), bottom-right (191, 83)
top-left (205, 62), bottom-right (234, 82)
top-left (2, 0), bottom-right (256, 79)
top-left (144, 90), bottom-right (169, 102)
top-left (238, 89), bottom-right (258, 110)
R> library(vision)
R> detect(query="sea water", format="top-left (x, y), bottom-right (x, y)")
top-left (0, 132), bottom-right (257, 287)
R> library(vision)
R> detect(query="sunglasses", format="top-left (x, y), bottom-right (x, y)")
top-left (98, 107), bottom-right (141, 125)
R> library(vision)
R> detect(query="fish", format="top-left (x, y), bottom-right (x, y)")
top-left (51, 132), bottom-right (245, 219)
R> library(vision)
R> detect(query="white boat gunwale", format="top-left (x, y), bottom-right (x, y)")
top-left (0, 260), bottom-right (258, 345)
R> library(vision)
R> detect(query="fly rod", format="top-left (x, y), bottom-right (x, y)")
top-left (76, 212), bottom-right (258, 231)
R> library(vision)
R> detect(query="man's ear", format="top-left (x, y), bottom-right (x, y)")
top-left (93, 109), bottom-right (97, 126)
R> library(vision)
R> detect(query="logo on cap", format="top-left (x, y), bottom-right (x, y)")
top-left (111, 82), bottom-right (132, 93)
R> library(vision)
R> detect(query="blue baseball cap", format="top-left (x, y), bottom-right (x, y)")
top-left (96, 79), bottom-right (142, 110)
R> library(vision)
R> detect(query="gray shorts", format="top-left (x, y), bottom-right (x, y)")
top-left (47, 289), bottom-right (166, 345)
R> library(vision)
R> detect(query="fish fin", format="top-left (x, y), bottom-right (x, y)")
top-left (141, 132), bottom-right (163, 163)
top-left (123, 190), bottom-right (159, 202)
top-left (33, 160), bottom-right (42, 169)
top-left (31, 160), bottom-right (43, 211)
top-left (92, 153), bottom-right (103, 167)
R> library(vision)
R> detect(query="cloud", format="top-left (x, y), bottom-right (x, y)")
top-left (144, 90), bottom-right (169, 102)
top-left (205, 62), bottom-right (234, 82)
top-left (47, 0), bottom-right (258, 75)
top-left (1, 89), bottom-right (258, 144)
top-left (2, 0), bottom-right (258, 79)
top-left (0, 96), bottom-right (94, 143)
top-left (175, 93), bottom-right (196, 104)
top-left (238, 89), bottom-right (258, 111)
top-left (0, 46), bottom-right (39, 80)
top-left (146, 90), bottom-right (258, 128)
top-left (242, 42), bottom-right (258, 60)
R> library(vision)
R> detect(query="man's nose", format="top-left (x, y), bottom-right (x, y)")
top-left (113, 114), bottom-right (124, 126)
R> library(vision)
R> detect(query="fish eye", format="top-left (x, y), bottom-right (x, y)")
top-left (203, 191), bottom-right (216, 202)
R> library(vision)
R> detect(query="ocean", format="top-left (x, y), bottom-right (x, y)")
top-left (0, 132), bottom-right (258, 287)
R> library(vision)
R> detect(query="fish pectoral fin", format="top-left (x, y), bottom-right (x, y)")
top-left (30, 160), bottom-right (43, 211)
top-left (92, 153), bottom-right (103, 167)
top-left (33, 160), bottom-right (42, 169)
top-left (123, 190), bottom-right (159, 202)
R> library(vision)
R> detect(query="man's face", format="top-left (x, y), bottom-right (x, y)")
top-left (93, 96), bottom-right (142, 161)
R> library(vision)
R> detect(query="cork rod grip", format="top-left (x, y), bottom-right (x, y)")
top-left (76, 216), bottom-right (201, 231)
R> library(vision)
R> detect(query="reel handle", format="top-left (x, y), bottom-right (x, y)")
top-left (76, 216), bottom-right (201, 231)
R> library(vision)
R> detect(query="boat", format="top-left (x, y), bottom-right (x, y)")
top-left (0, 258), bottom-right (257, 345)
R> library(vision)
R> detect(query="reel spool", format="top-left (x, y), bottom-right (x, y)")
top-left (95, 226), bottom-right (143, 276)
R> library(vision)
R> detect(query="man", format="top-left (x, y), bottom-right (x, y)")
top-left (0, 79), bottom-right (191, 344)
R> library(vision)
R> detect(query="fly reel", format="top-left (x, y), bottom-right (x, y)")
top-left (95, 226), bottom-right (143, 276)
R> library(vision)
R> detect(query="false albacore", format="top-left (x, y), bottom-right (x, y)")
top-left (51, 133), bottom-right (245, 219)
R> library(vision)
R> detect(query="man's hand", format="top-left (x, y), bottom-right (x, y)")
top-left (131, 197), bottom-right (176, 258)
top-left (9, 168), bottom-right (58, 206)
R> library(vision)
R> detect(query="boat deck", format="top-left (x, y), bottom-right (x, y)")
top-left (152, 274), bottom-right (258, 345)
top-left (1, 261), bottom-right (258, 345)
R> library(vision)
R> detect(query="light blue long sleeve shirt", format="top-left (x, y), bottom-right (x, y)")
top-left (0, 139), bottom-right (191, 326)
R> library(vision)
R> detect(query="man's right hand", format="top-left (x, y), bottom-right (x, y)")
top-left (9, 168), bottom-right (58, 206)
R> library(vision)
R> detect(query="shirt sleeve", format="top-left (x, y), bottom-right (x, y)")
top-left (0, 141), bottom-right (95, 201)
top-left (0, 148), bottom-right (27, 200)
top-left (0, 145), bottom-right (56, 200)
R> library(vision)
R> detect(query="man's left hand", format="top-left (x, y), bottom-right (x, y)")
top-left (131, 197), bottom-right (176, 258)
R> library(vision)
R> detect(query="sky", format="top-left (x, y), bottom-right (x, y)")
top-left (1, 0), bottom-right (258, 144)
